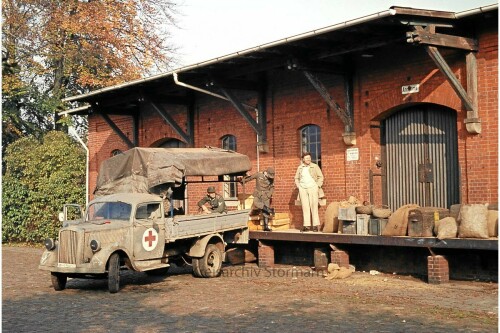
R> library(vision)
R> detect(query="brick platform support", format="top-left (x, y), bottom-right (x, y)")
top-left (258, 242), bottom-right (275, 268)
top-left (428, 255), bottom-right (449, 284)
top-left (314, 248), bottom-right (329, 271)
top-left (331, 250), bottom-right (349, 268)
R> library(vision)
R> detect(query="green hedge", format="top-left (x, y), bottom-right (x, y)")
top-left (2, 131), bottom-right (86, 243)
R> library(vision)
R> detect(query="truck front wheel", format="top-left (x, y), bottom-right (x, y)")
top-left (108, 253), bottom-right (121, 293)
top-left (192, 244), bottom-right (222, 278)
top-left (51, 272), bottom-right (67, 291)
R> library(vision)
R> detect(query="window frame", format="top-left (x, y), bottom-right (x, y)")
top-left (300, 124), bottom-right (322, 167)
top-left (221, 135), bottom-right (238, 199)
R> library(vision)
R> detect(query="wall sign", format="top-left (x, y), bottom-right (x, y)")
top-left (346, 148), bottom-right (359, 161)
top-left (402, 84), bottom-right (419, 94)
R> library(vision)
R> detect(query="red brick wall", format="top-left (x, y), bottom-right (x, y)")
top-left (87, 27), bottom-right (497, 225)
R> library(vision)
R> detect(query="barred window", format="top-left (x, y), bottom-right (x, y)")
top-left (221, 135), bottom-right (237, 198)
top-left (300, 125), bottom-right (321, 167)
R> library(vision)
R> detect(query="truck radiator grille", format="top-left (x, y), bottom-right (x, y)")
top-left (58, 230), bottom-right (78, 264)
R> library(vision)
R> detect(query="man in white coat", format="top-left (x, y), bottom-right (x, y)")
top-left (294, 152), bottom-right (324, 232)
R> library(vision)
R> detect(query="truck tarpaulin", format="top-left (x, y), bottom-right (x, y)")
top-left (95, 147), bottom-right (252, 196)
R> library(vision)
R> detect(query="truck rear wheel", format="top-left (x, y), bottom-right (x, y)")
top-left (51, 272), bottom-right (67, 291)
top-left (192, 244), bottom-right (222, 278)
top-left (108, 253), bottom-right (121, 293)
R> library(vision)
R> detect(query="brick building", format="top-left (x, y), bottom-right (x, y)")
top-left (63, 5), bottom-right (498, 230)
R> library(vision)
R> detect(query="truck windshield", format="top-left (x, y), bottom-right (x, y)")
top-left (87, 202), bottom-right (132, 221)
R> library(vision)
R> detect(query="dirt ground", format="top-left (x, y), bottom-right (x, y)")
top-left (2, 245), bottom-right (498, 332)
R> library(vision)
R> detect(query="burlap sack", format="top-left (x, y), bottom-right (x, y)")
top-left (436, 217), bottom-right (458, 240)
top-left (449, 204), bottom-right (462, 222)
top-left (324, 264), bottom-right (354, 279)
top-left (458, 204), bottom-right (489, 239)
top-left (487, 210), bottom-right (498, 237)
top-left (382, 204), bottom-right (419, 236)
top-left (323, 202), bottom-right (340, 233)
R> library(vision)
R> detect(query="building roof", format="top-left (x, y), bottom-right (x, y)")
top-left (61, 4), bottom-right (498, 115)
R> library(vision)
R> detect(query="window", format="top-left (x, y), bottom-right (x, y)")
top-left (221, 135), bottom-right (237, 198)
top-left (87, 202), bottom-right (132, 221)
top-left (135, 203), bottom-right (162, 220)
top-left (111, 149), bottom-right (122, 157)
top-left (300, 125), bottom-right (321, 167)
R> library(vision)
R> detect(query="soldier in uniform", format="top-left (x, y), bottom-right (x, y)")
top-left (197, 186), bottom-right (227, 214)
top-left (241, 167), bottom-right (275, 231)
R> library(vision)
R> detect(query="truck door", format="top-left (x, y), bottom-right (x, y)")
top-left (132, 202), bottom-right (165, 260)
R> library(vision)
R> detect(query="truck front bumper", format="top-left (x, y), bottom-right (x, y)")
top-left (39, 249), bottom-right (107, 275)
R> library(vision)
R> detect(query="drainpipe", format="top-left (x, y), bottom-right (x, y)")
top-left (172, 72), bottom-right (257, 111)
top-left (256, 110), bottom-right (260, 172)
top-left (68, 125), bottom-right (89, 206)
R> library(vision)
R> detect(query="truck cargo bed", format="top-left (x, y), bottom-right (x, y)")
top-left (167, 209), bottom-right (251, 240)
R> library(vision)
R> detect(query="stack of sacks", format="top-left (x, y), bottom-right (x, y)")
top-left (323, 196), bottom-right (362, 233)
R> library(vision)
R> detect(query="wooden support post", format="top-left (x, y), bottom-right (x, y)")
top-left (465, 52), bottom-right (481, 134)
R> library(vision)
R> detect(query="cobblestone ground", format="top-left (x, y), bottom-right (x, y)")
top-left (2, 245), bottom-right (498, 333)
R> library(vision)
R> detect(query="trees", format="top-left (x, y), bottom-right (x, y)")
top-left (2, 0), bottom-right (178, 138)
top-left (2, 131), bottom-right (86, 243)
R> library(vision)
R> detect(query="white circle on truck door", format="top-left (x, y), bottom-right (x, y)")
top-left (142, 228), bottom-right (158, 251)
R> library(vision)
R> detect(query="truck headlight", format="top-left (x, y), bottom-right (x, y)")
top-left (44, 238), bottom-right (56, 251)
top-left (90, 239), bottom-right (101, 252)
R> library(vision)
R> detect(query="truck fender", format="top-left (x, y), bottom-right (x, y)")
top-left (91, 245), bottom-right (131, 272)
top-left (189, 234), bottom-right (224, 258)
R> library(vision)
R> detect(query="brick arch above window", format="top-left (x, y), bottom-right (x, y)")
top-left (111, 149), bottom-right (123, 157)
top-left (150, 138), bottom-right (186, 148)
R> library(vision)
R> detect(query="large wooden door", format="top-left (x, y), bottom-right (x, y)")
top-left (382, 105), bottom-right (459, 209)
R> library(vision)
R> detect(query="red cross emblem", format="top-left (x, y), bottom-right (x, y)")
top-left (144, 230), bottom-right (156, 246)
top-left (142, 228), bottom-right (158, 251)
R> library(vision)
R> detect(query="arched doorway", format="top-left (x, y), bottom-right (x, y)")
top-left (381, 104), bottom-right (459, 209)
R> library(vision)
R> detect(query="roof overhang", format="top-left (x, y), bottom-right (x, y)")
top-left (61, 4), bottom-right (498, 116)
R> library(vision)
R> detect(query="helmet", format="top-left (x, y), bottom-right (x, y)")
top-left (207, 186), bottom-right (216, 193)
top-left (265, 167), bottom-right (275, 178)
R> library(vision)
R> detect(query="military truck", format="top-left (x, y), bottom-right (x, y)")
top-left (39, 147), bottom-right (252, 293)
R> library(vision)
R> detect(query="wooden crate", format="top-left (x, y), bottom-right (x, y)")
top-left (369, 218), bottom-right (388, 235)
top-left (341, 220), bottom-right (356, 234)
top-left (408, 207), bottom-right (450, 237)
top-left (338, 207), bottom-right (356, 221)
top-left (356, 214), bottom-right (370, 235)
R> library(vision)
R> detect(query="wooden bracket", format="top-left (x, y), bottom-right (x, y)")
top-left (407, 26), bottom-right (480, 134)
top-left (99, 113), bottom-right (135, 149)
top-left (302, 69), bottom-right (356, 145)
top-left (406, 27), bottom-right (478, 51)
top-left (149, 100), bottom-right (191, 144)
top-left (219, 87), bottom-right (265, 142)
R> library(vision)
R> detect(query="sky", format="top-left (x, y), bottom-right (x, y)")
top-left (170, 0), bottom-right (496, 67)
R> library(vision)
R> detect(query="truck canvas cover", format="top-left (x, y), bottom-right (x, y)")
top-left (95, 147), bottom-right (252, 195)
